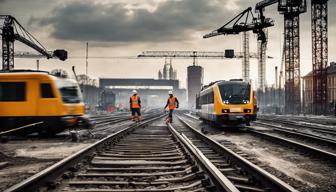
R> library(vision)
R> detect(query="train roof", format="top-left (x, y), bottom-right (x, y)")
top-left (0, 70), bottom-right (71, 82)
top-left (201, 79), bottom-right (249, 90)
top-left (0, 69), bottom-right (49, 74)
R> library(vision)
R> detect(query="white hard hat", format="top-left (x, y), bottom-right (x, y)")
top-left (168, 90), bottom-right (173, 95)
top-left (132, 90), bottom-right (137, 94)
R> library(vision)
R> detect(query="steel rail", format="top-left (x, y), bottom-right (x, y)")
top-left (258, 115), bottom-right (336, 126)
top-left (254, 121), bottom-right (336, 147)
top-left (248, 130), bottom-right (336, 163)
top-left (4, 114), bottom-right (165, 192)
top-left (178, 116), bottom-right (298, 192)
top-left (168, 123), bottom-right (240, 192)
top-left (257, 118), bottom-right (336, 136)
top-left (0, 121), bottom-right (43, 136)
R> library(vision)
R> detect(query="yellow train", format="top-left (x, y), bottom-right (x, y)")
top-left (0, 70), bottom-right (91, 135)
top-left (196, 79), bottom-right (257, 126)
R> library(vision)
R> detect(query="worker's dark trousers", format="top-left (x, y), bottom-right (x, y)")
top-left (169, 109), bottom-right (174, 122)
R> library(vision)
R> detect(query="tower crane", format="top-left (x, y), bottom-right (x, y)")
top-left (204, 0), bottom-right (307, 114)
top-left (203, 6), bottom-right (274, 91)
top-left (311, 0), bottom-right (328, 115)
top-left (0, 15), bottom-right (68, 70)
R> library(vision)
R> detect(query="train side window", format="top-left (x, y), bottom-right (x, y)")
top-left (0, 82), bottom-right (26, 101)
top-left (210, 91), bottom-right (214, 104)
top-left (41, 83), bottom-right (55, 98)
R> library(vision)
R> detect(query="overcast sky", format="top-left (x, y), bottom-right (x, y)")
top-left (1, 0), bottom-right (335, 88)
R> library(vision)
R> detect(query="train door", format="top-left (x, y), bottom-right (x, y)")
top-left (37, 80), bottom-right (61, 116)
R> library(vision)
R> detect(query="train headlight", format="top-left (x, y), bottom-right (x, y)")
top-left (243, 100), bottom-right (250, 104)
top-left (222, 109), bottom-right (230, 113)
top-left (223, 100), bottom-right (229, 104)
top-left (244, 109), bottom-right (251, 113)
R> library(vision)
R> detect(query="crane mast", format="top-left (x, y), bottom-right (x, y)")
top-left (311, 0), bottom-right (328, 115)
top-left (242, 32), bottom-right (250, 82)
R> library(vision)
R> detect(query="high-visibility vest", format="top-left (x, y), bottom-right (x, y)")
top-left (131, 95), bottom-right (140, 108)
top-left (168, 97), bottom-right (177, 109)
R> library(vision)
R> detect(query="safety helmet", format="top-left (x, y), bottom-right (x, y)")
top-left (132, 90), bottom-right (137, 94)
top-left (168, 90), bottom-right (173, 95)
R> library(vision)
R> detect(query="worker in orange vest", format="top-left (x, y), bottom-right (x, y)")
top-left (130, 90), bottom-right (141, 122)
top-left (164, 90), bottom-right (179, 123)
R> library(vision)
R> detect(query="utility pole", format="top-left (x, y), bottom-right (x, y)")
top-left (85, 42), bottom-right (89, 105)
top-left (275, 66), bottom-right (278, 111)
top-left (86, 42), bottom-right (89, 80)
top-left (36, 59), bottom-right (39, 70)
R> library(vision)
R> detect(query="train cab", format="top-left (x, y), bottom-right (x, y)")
top-left (196, 79), bottom-right (257, 126)
top-left (0, 70), bottom-right (91, 135)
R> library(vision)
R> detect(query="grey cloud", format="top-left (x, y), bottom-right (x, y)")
top-left (27, 0), bottom-right (336, 45)
top-left (30, 0), bottom-right (234, 43)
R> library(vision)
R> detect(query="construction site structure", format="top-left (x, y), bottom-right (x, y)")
top-left (203, 6), bottom-right (274, 92)
top-left (0, 15), bottom-right (67, 70)
top-left (257, 29), bottom-right (268, 91)
top-left (204, 0), bottom-right (309, 114)
top-left (311, 0), bottom-right (328, 115)
top-left (278, 0), bottom-right (307, 114)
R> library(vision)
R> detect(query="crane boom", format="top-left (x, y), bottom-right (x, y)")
top-left (255, 0), bottom-right (278, 10)
top-left (203, 7), bottom-right (274, 41)
top-left (138, 51), bottom-right (273, 59)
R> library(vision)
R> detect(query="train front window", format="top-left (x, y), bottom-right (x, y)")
top-left (219, 83), bottom-right (250, 104)
top-left (55, 79), bottom-right (82, 103)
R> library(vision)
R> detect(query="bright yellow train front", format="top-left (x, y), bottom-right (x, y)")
top-left (196, 79), bottom-right (257, 126)
top-left (0, 70), bottom-right (91, 135)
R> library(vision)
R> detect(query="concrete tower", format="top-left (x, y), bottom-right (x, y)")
top-left (187, 65), bottom-right (203, 108)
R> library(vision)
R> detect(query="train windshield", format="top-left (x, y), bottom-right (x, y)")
top-left (55, 79), bottom-right (82, 103)
top-left (218, 82), bottom-right (250, 104)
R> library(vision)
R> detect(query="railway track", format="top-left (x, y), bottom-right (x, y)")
top-left (254, 121), bottom-right (336, 148)
top-left (247, 128), bottom-right (336, 163)
top-left (0, 122), bottom-right (44, 137)
top-left (258, 114), bottom-right (336, 126)
top-left (4, 115), bottom-right (242, 192)
top-left (257, 118), bottom-right (336, 137)
top-left (184, 113), bottom-right (336, 164)
top-left (173, 116), bottom-right (297, 192)
top-left (90, 110), bottom-right (162, 135)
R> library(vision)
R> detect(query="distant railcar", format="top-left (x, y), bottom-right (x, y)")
top-left (99, 89), bottom-right (116, 112)
top-left (196, 79), bottom-right (257, 126)
top-left (0, 70), bottom-right (91, 135)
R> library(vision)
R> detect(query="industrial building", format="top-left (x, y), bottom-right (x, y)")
top-left (303, 62), bottom-right (336, 114)
top-left (99, 78), bottom-right (186, 109)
